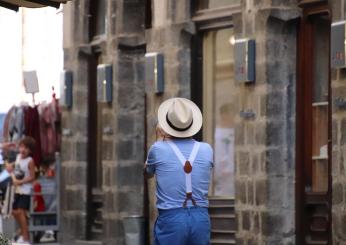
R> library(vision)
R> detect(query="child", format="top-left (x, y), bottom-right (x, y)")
top-left (11, 137), bottom-right (36, 244)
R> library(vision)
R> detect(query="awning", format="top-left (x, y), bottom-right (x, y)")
top-left (0, 0), bottom-right (71, 11)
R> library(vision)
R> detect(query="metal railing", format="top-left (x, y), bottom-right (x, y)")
top-left (28, 152), bottom-right (60, 242)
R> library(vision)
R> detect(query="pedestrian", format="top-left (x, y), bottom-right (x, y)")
top-left (146, 98), bottom-right (214, 245)
top-left (11, 136), bottom-right (36, 244)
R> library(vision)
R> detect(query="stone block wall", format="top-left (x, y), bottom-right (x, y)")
top-left (331, 68), bottom-right (346, 243)
top-left (61, 0), bottom-right (146, 244)
top-left (330, 1), bottom-right (346, 243)
top-left (61, 1), bottom-right (90, 242)
top-left (61, 0), bottom-right (346, 244)
top-left (145, 0), bottom-right (194, 243)
top-left (234, 2), bottom-right (298, 245)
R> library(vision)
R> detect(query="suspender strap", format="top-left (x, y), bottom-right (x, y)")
top-left (167, 140), bottom-right (201, 208)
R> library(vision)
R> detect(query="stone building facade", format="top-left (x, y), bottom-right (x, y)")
top-left (331, 1), bottom-right (346, 243)
top-left (60, 0), bottom-right (346, 244)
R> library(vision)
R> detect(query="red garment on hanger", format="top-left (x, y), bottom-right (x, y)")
top-left (24, 106), bottom-right (42, 166)
top-left (38, 100), bottom-right (61, 162)
top-left (33, 181), bottom-right (45, 212)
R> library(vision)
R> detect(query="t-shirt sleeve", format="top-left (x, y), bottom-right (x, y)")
top-left (146, 144), bottom-right (158, 174)
top-left (206, 143), bottom-right (214, 168)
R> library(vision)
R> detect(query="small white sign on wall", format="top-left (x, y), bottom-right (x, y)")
top-left (23, 70), bottom-right (39, 94)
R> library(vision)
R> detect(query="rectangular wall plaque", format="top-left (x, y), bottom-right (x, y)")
top-left (331, 21), bottom-right (346, 68)
top-left (234, 39), bottom-right (256, 83)
top-left (97, 64), bottom-right (113, 103)
top-left (59, 70), bottom-right (73, 108)
top-left (145, 52), bottom-right (164, 94)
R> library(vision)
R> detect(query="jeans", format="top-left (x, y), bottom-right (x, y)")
top-left (154, 207), bottom-right (210, 245)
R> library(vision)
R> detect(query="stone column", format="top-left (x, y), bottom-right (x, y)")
top-left (234, 1), bottom-right (299, 244)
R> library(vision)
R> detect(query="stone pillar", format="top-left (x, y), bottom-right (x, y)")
top-left (145, 0), bottom-right (194, 243)
top-left (234, 1), bottom-right (299, 244)
top-left (61, 0), bottom-right (147, 244)
top-left (330, 1), bottom-right (346, 243)
top-left (102, 1), bottom-right (146, 244)
top-left (60, 0), bottom-right (91, 243)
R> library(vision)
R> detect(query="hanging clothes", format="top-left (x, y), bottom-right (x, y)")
top-left (8, 107), bottom-right (25, 142)
top-left (3, 107), bottom-right (15, 142)
top-left (38, 100), bottom-right (61, 163)
top-left (2, 107), bottom-right (13, 142)
top-left (53, 97), bottom-right (61, 153)
top-left (24, 106), bottom-right (42, 166)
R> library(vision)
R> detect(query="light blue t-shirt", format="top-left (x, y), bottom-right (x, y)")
top-left (147, 139), bottom-right (213, 210)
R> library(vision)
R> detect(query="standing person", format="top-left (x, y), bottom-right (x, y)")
top-left (146, 98), bottom-right (213, 245)
top-left (12, 137), bottom-right (36, 244)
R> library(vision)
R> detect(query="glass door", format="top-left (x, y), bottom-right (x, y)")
top-left (203, 28), bottom-right (236, 197)
top-left (311, 16), bottom-right (329, 193)
top-left (296, 7), bottom-right (331, 244)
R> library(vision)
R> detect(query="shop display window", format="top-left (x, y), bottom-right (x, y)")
top-left (197, 0), bottom-right (240, 10)
top-left (203, 28), bottom-right (236, 197)
top-left (311, 17), bottom-right (330, 192)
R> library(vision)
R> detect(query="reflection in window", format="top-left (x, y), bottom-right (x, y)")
top-left (203, 29), bottom-right (235, 197)
top-left (91, 0), bottom-right (106, 37)
top-left (311, 16), bottom-right (329, 192)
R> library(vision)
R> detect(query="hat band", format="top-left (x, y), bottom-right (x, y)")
top-left (166, 114), bottom-right (193, 132)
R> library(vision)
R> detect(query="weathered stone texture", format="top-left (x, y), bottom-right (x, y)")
top-left (61, 0), bottom-right (346, 244)
top-left (61, 0), bottom-right (146, 244)
top-left (332, 69), bottom-right (346, 243)
top-left (235, 2), bottom-right (297, 244)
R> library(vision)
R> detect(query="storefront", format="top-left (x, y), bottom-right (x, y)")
top-left (296, 2), bottom-right (332, 243)
top-left (60, 0), bottom-right (346, 244)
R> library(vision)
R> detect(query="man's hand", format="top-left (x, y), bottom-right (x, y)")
top-left (1, 142), bottom-right (16, 150)
top-left (144, 162), bottom-right (154, 179)
top-left (5, 163), bottom-right (14, 173)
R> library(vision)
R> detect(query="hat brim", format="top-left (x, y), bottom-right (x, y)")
top-left (158, 98), bottom-right (203, 138)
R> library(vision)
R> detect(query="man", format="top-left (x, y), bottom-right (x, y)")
top-left (146, 98), bottom-right (213, 245)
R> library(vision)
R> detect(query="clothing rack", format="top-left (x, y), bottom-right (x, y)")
top-left (28, 152), bottom-right (60, 244)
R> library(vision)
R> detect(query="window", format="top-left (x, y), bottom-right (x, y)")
top-left (203, 28), bottom-right (236, 197)
top-left (192, 0), bottom-right (240, 31)
top-left (145, 0), bottom-right (152, 29)
top-left (196, 0), bottom-right (240, 10)
top-left (296, 9), bottom-right (331, 244)
top-left (90, 0), bottom-right (106, 38)
top-left (311, 16), bottom-right (329, 192)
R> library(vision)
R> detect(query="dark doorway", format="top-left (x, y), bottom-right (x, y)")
top-left (296, 4), bottom-right (332, 244)
top-left (191, 27), bottom-right (237, 244)
top-left (86, 51), bottom-right (104, 241)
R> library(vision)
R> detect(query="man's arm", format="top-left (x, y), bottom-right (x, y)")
top-left (144, 162), bottom-right (154, 179)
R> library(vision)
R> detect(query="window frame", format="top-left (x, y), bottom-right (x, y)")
top-left (192, 5), bottom-right (241, 31)
top-left (191, 3), bottom-right (241, 196)
top-left (295, 3), bottom-right (332, 244)
top-left (89, 0), bottom-right (107, 41)
top-left (190, 2), bottom-right (241, 139)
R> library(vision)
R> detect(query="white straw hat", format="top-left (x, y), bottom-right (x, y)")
top-left (158, 98), bottom-right (203, 138)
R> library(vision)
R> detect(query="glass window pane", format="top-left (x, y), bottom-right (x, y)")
top-left (311, 16), bottom-right (329, 193)
top-left (95, 0), bottom-right (106, 36)
top-left (203, 28), bottom-right (235, 197)
top-left (209, 0), bottom-right (239, 8)
top-left (313, 17), bottom-right (329, 103)
top-left (198, 0), bottom-right (240, 10)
